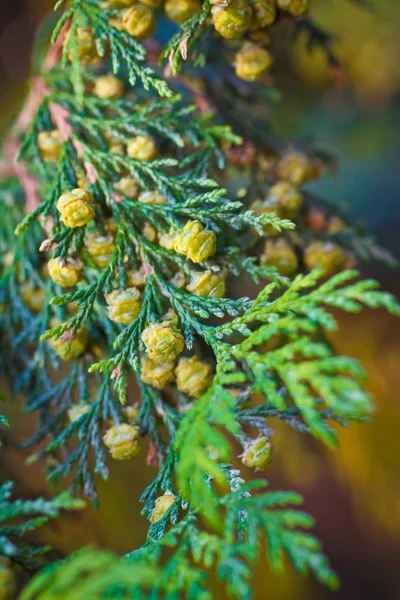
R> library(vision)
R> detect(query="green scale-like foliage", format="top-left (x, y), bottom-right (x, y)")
top-left (0, 0), bottom-right (399, 597)
top-left (0, 482), bottom-right (82, 571)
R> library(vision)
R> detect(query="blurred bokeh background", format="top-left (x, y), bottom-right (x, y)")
top-left (1, 0), bottom-right (400, 598)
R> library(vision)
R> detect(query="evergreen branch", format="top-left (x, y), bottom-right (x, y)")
top-left (163, 1), bottom-right (212, 76)
top-left (19, 547), bottom-right (159, 599)
top-left (53, 0), bottom-right (172, 99)
top-left (0, 482), bottom-right (83, 570)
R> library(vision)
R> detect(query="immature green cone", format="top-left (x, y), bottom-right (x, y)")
top-left (94, 74), bottom-right (125, 99)
top-left (127, 135), bottom-right (157, 160)
top-left (174, 220), bottom-right (216, 263)
top-left (140, 356), bottom-right (176, 390)
top-left (277, 0), bottom-right (310, 16)
top-left (103, 423), bottom-right (140, 460)
top-left (150, 492), bottom-right (177, 524)
top-left (105, 288), bottom-right (142, 325)
top-left (0, 560), bottom-right (15, 600)
top-left (260, 239), bottom-right (298, 276)
top-left (241, 437), bottom-right (272, 470)
top-left (86, 233), bottom-right (115, 269)
top-left (37, 130), bottom-right (62, 163)
top-left (56, 188), bottom-right (95, 228)
top-left (304, 241), bottom-right (346, 276)
top-left (235, 42), bottom-right (273, 81)
top-left (142, 321), bottom-right (185, 363)
top-left (48, 325), bottom-right (89, 360)
top-left (186, 270), bottom-right (225, 298)
top-left (212, 0), bottom-right (252, 39)
top-left (165, 0), bottom-right (202, 23)
top-left (68, 404), bottom-right (90, 423)
top-left (175, 356), bottom-right (213, 398)
top-left (48, 257), bottom-right (83, 287)
top-left (122, 4), bottom-right (156, 40)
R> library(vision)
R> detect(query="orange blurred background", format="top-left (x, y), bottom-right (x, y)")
top-left (1, 1), bottom-right (400, 598)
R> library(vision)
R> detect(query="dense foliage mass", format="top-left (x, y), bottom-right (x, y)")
top-left (0, 0), bottom-right (398, 597)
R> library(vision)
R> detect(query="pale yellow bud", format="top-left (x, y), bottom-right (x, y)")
top-left (174, 220), bottom-right (216, 263)
top-left (143, 222), bottom-right (157, 243)
top-left (103, 423), bottom-right (140, 460)
top-left (48, 257), bottom-right (83, 287)
top-left (127, 135), bottom-right (157, 160)
top-left (20, 283), bottom-right (45, 313)
top-left (304, 241), bottom-right (346, 276)
top-left (138, 190), bottom-right (167, 204)
top-left (150, 492), bottom-right (177, 524)
top-left (56, 188), bottom-right (95, 228)
top-left (114, 177), bottom-right (140, 198)
top-left (37, 130), bottom-right (62, 163)
top-left (235, 42), bottom-right (273, 82)
top-left (86, 233), bottom-right (115, 268)
top-left (163, 308), bottom-right (180, 327)
top-left (104, 218), bottom-right (119, 234)
top-left (277, 151), bottom-right (315, 186)
top-left (186, 270), bottom-right (225, 297)
top-left (159, 228), bottom-right (178, 251)
top-left (48, 325), bottom-right (89, 360)
top-left (68, 404), bottom-right (90, 423)
top-left (260, 239), bottom-right (298, 276)
top-left (105, 288), bottom-right (142, 325)
top-left (67, 28), bottom-right (100, 65)
top-left (141, 356), bottom-right (176, 389)
top-left (142, 321), bottom-right (185, 363)
top-left (94, 74), bottom-right (125, 99)
top-left (122, 405), bottom-right (139, 424)
top-left (169, 271), bottom-right (187, 289)
top-left (267, 181), bottom-right (303, 219)
top-left (110, 143), bottom-right (125, 155)
top-left (165, 0), bottom-right (202, 23)
top-left (251, 0), bottom-right (277, 27)
top-left (122, 4), bottom-right (156, 40)
top-left (127, 266), bottom-right (147, 288)
top-left (175, 356), bottom-right (212, 398)
top-left (212, 0), bottom-right (252, 39)
top-left (241, 437), bottom-right (272, 470)
top-left (277, 0), bottom-right (310, 16)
